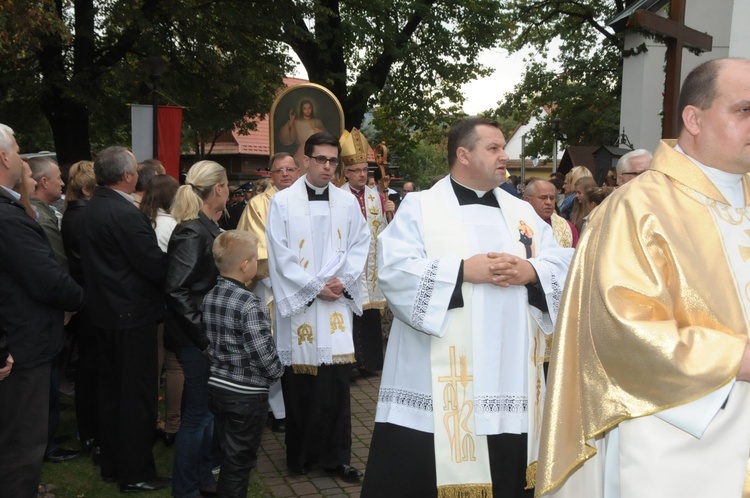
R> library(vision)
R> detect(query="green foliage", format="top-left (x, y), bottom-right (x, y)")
top-left (489, 0), bottom-right (624, 157)
top-left (270, 0), bottom-right (508, 130)
top-left (395, 139), bottom-right (449, 189)
top-left (0, 0), bottom-right (292, 163)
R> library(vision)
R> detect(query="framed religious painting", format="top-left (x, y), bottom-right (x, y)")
top-left (270, 83), bottom-right (345, 171)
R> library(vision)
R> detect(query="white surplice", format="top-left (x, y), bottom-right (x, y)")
top-left (375, 176), bottom-right (572, 446)
top-left (266, 176), bottom-right (371, 370)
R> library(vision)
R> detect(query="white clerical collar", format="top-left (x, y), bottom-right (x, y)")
top-left (304, 177), bottom-right (329, 195)
top-left (449, 175), bottom-right (493, 198)
top-left (675, 144), bottom-right (745, 208)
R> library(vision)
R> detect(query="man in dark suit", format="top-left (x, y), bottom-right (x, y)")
top-left (81, 146), bottom-right (169, 492)
top-left (0, 123), bottom-right (83, 497)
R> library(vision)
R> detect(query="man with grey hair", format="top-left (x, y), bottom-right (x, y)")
top-left (81, 146), bottom-right (169, 492)
top-left (523, 178), bottom-right (578, 248)
top-left (616, 148), bottom-right (652, 185)
top-left (29, 157), bottom-right (68, 269)
top-left (0, 123), bottom-right (83, 496)
top-left (133, 159), bottom-right (161, 206)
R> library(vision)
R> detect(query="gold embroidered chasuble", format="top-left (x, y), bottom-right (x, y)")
top-left (536, 140), bottom-right (750, 495)
top-left (237, 184), bottom-right (278, 282)
top-left (549, 213), bottom-right (574, 249)
top-left (342, 183), bottom-right (387, 310)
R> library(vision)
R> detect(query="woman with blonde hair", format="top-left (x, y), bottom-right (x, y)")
top-left (560, 165), bottom-right (593, 220)
top-left (572, 176), bottom-right (598, 233)
top-left (165, 161), bottom-right (228, 498)
top-left (59, 160), bottom-right (99, 458)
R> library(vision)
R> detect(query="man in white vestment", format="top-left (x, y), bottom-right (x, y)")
top-left (361, 117), bottom-right (573, 498)
top-left (266, 132), bottom-right (370, 482)
top-left (237, 152), bottom-right (300, 433)
top-left (537, 58), bottom-right (750, 498)
top-left (339, 127), bottom-right (393, 376)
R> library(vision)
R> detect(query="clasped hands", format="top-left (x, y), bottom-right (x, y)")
top-left (318, 278), bottom-right (344, 301)
top-left (464, 252), bottom-right (537, 287)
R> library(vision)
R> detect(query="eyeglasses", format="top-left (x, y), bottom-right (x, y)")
top-left (346, 167), bottom-right (368, 175)
top-left (622, 171), bottom-right (641, 176)
top-left (307, 155), bottom-right (339, 166)
top-left (270, 167), bottom-right (299, 174)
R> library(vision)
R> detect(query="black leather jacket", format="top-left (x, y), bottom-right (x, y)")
top-left (164, 212), bottom-right (221, 350)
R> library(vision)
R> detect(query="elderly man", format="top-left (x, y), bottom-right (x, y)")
top-left (362, 117), bottom-right (572, 498)
top-left (81, 146), bottom-right (168, 492)
top-left (616, 148), bottom-right (652, 185)
top-left (28, 157), bottom-right (68, 269)
top-left (0, 124), bottom-right (83, 497)
top-left (267, 132), bottom-right (370, 481)
top-left (401, 181), bottom-right (416, 197)
top-left (237, 152), bottom-right (301, 432)
top-left (523, 178), bottom-right (578, 248)
top-left (339, 128), bottom-right (392, 376)
top-left (537, 58), bottom-right (750, 497)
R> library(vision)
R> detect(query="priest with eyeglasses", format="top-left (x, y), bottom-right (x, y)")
top-left (266, 131), bottom-right (371, 482)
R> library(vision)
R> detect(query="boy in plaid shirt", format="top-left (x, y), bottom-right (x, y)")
top-left (203, 230), bottom-right (283, 498)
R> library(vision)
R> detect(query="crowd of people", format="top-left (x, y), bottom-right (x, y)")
top-left (1, 56), bottom-right (749, 498)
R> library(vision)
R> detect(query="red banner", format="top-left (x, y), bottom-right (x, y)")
top-left (157, 106), bottom-right (183, 180)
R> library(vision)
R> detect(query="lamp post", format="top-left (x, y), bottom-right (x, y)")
top-left (141, 57), bottom-right (168, 160)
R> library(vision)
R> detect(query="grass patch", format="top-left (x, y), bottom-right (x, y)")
top-left (41, 393), bottom-right (268, 497)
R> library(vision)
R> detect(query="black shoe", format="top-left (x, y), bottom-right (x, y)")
top-left (325, 464), bottom-right (363, 482)
top-left (162, 431), bottom-right (176, 447)
top-left (44, 447), bottom-right (80, 463)
top-left (271, 418), bottom-right (286, 433)
top-left (288, 464), bottom-right (309, 475)
top-left (119, 476), bottom-right (171, 493)
top-left (91, 445), bottom-right (101, 465)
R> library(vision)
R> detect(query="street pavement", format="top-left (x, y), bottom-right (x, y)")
top-left (253, 374), bottom-right (380, 498)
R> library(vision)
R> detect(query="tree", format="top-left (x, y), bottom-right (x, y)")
top-left (488, 0), bottom-right (625, 158)
top-left (265, 0), bottom-right (509, 134)
top-left (0, 0), bottom-right (292, 164)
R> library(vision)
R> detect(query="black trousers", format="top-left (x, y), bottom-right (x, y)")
top-left (209, 387), bottom-right (268, 498)
top-left (0, 362), bottom-right (51, 498)
top-left (361, 422), bottom-right (534, 498)
top-left (352, 309), bottom-right (384, 373)
top-left (281, 364), bottom-right (352, 471)
top-left (96, 325), bottom-right (158, 486)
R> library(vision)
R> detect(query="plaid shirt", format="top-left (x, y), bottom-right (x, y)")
top-left (202, 276), bottom-right (283, 394)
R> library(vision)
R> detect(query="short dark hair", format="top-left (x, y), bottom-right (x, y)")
top-left (373, 166), bottom-right (392, 183)
top-left (268, 152), bottom-right (294, 171)
top-left (304, 132), bottom-right (341, 157)
top-left (678, 58), bottom-right (724, 133)
top-left (447, 117), bottom-right (500, 168)
top-left (94, 146), bottom-right (135, 186)
top-left (136, 161), bottom-right (158, 191)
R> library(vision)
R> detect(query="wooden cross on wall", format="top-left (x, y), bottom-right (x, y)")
top-left (631, 0), bottom-right (712, 138)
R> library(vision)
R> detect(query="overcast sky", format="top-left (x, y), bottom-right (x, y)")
top-left (289, 46), bottom-right (550, 117)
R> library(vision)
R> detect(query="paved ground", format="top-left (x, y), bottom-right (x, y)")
top-left (253, 374), bottom-right (381, 497)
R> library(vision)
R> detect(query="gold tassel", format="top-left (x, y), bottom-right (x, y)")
top-left (437, 483), bottom-right (493, 498)
top-left (292, 364), bottom-right (318, 376)
top-left (525, 461), bottom-right (537, 490)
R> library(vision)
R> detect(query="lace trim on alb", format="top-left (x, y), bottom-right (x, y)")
top-left (474, 394), bottom-right (528, 415)
top-left (379, 387), bottom-right (433, 412)
top-left (340, 272), bottom-right (363, 315)
top-left (412, 260), bottom-right (439, 330)
top-left (538, 259), bottom-right (562, 314)
top-left (275, 277), bottom-right (324, 318)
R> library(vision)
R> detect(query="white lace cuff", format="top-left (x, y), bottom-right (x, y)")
top-left (275, 277), bottom-right (326, 318)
